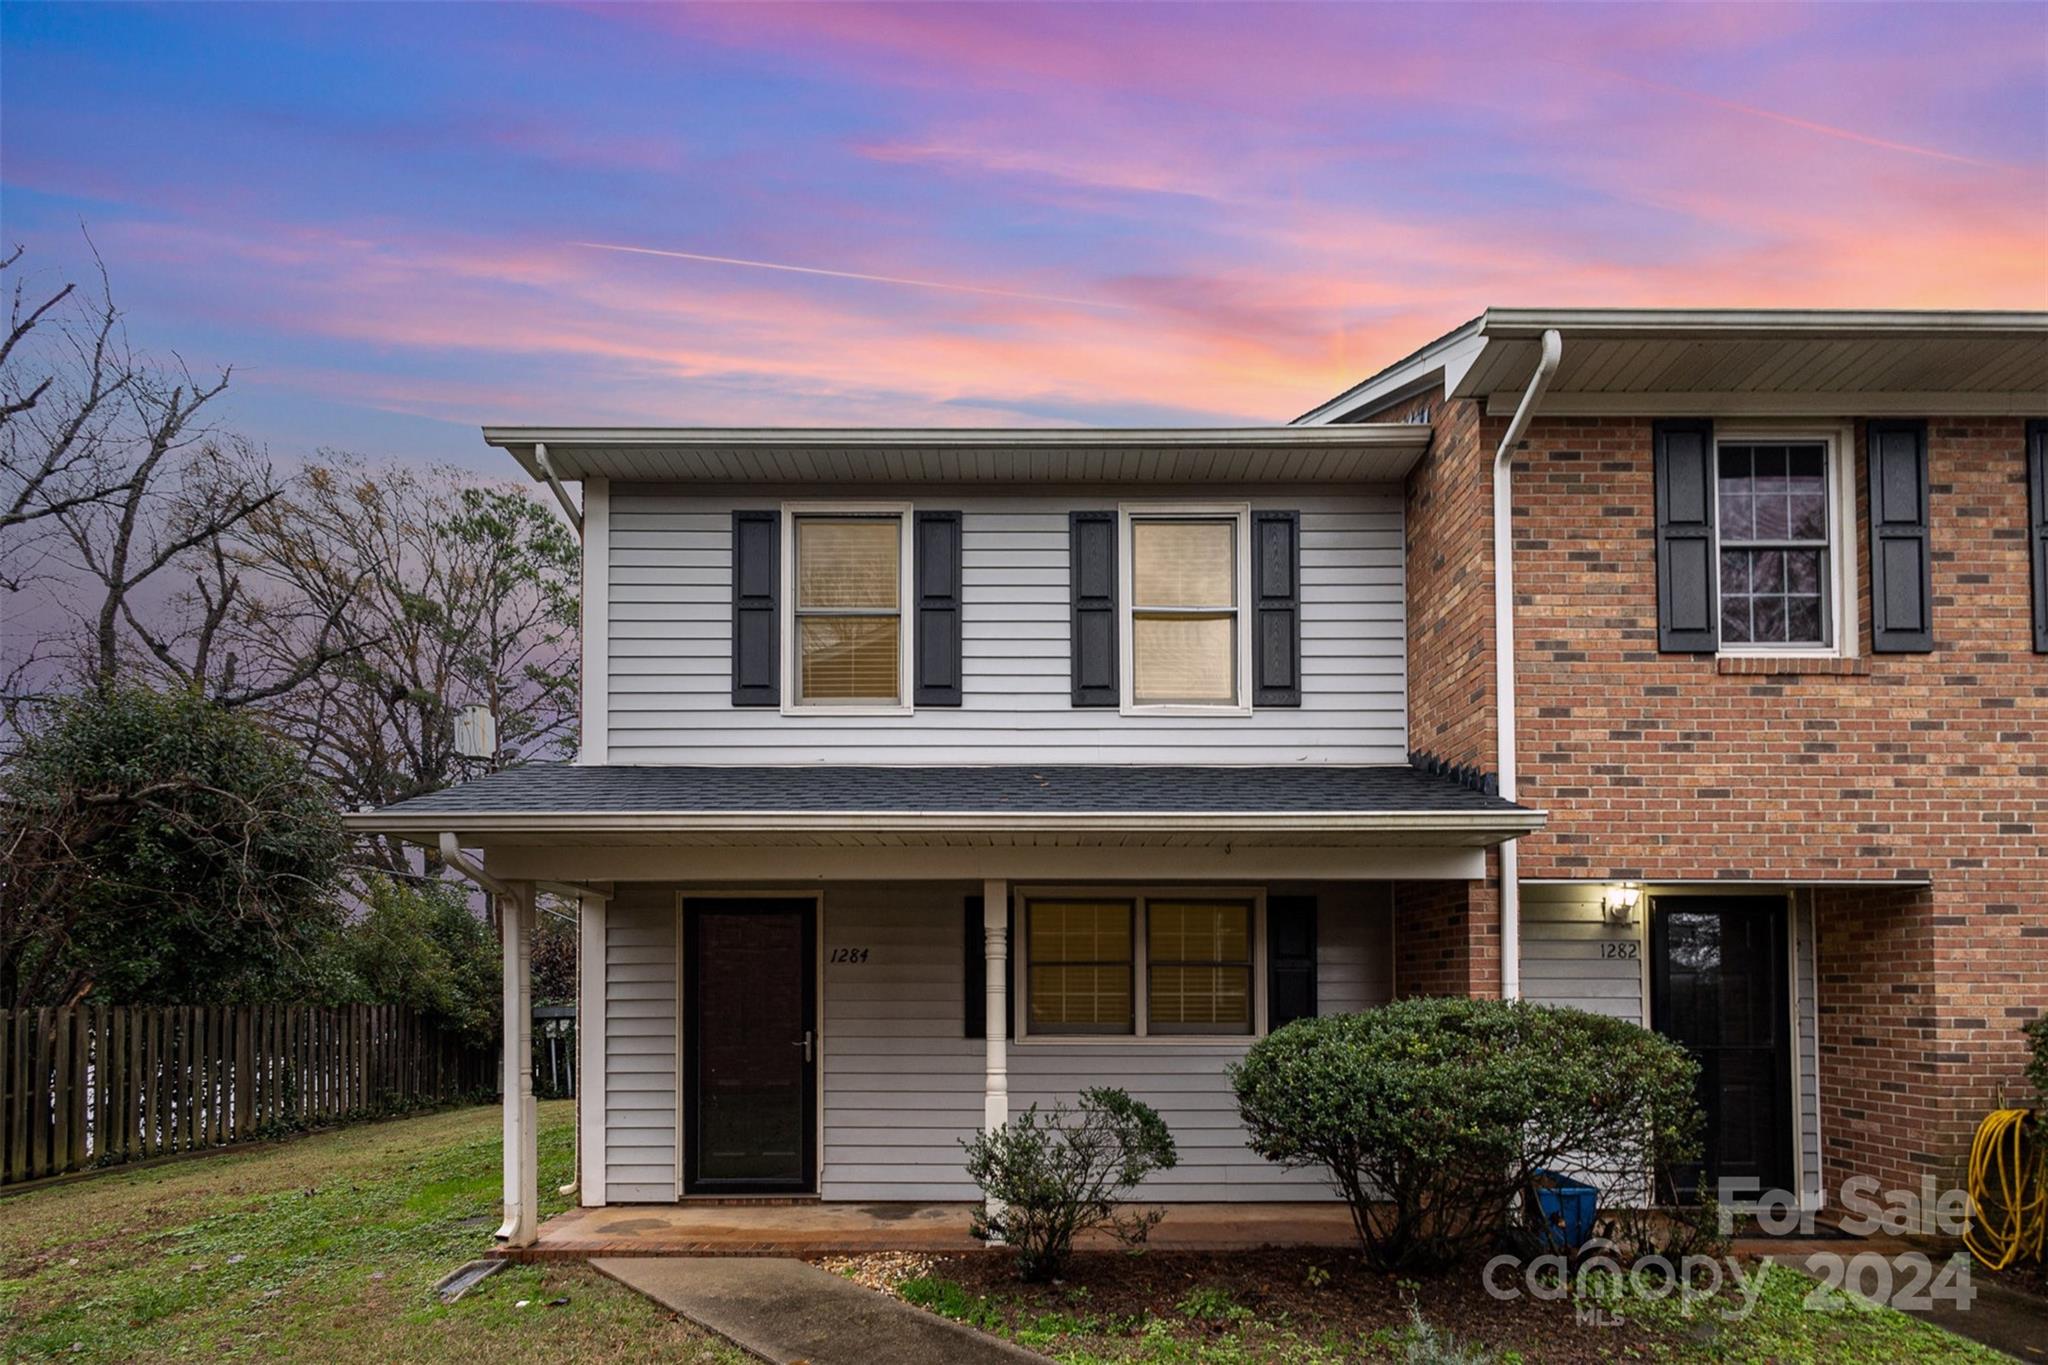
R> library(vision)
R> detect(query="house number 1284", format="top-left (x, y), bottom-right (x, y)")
top-left (829, 947), bottom-right (870, 963)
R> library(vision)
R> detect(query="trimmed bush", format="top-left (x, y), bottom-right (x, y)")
top-left (962, 1086), bottom-right (1177, 1281)
top-left (1229, 998), bottom-right (1704, 1270)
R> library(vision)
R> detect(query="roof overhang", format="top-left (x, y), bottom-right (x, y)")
top-left (481, 425), bottom-right (1432, 485)
top-left (1296, 308), bottom-right (2048, 424)
top-left (345, 808), bottom-right (1544, 849)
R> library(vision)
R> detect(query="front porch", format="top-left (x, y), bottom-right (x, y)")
top-left (504, 1200), bottom-right (1362, 1261)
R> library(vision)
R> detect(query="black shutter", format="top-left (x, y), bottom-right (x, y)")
top-left (1868, 419), bottom-right (1934, 653)
top-left (2028, 421), bottom-right (2047, 654)
top-left (914, 511), bottom-right (964, 705)
top-left (963, 895), bottom-right (1015, 1039)
top-left (1069, 510), bottom-right (1119, 706)
top-left (730, 510), bottom-right (780, 705)
top-left (1251, 511), bottom-right (1302, 707)
top-left (1266, 895), bottom-right (1317, 1030)
top-left (1654, 418), bottom-right (1719, 652)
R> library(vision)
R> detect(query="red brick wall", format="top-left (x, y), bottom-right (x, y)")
top-left (1406, 404), bottom-right (2046, 1194)
top-left (1397, 395), bottom-right (1497, 778)
top-left (1392, 869), bottom-right (1502, 999)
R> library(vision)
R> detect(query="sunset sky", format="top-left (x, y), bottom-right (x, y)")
top-left (3, 2), bottom-right (2044, 472)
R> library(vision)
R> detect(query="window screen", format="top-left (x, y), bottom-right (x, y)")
top-left (1716, 444), bottom-right (1831, 647)
top-left (795, 516), bottom-right (902, 703)
top-left (1026, 900), bottom-right (1134, 1034)
top-left (1146, 900), bottom-right (1253, 1034)
top-left (1131, 518), bottom-right (1238, 704)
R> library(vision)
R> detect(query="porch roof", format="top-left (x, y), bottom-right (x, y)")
top-left (344, 762), bottom-right (1543, 848)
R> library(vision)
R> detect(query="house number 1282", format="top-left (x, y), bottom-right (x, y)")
top-left (829, 947), bottom-right (870, 963)
top-left (1600, 941), bottom-right (1639, 960)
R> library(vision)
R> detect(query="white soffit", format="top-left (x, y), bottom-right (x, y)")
top-left (1300, 309), bottom-right (2048, 423)
top-left (483, 426), bottom-right (1432, 485)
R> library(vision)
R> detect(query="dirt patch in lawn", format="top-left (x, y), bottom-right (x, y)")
top-left (820, 1246), bottom-right (1687, 1362)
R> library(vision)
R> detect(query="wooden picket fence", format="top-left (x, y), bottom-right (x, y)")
top-left (0, 1005), bottom-right (496, 1187)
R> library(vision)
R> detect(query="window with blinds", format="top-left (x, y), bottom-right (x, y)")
top-left (1146, 900), bottom-right (1252, 1034)
top-left (795, 515), bottom-right (902, 704)
top-left (1130, 516), bottom-right (1239, 706)
top-left (1027, 899), bottom-right (1135, 1034)
top-left (1023, 894), bottom-right (1259, 1038)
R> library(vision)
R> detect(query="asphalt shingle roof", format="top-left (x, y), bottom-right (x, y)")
top-left (368, 763), bottom-right (1529, 817)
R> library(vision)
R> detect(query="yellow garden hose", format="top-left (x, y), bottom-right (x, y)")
top-left (1964, 1108), bottom-right (2046, 1270)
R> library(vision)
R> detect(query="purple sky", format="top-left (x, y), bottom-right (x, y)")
top-left (3, 2), bottom-right (2043, 475)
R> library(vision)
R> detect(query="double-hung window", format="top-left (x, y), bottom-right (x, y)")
top-left (787, 507), bottom-right (910, 708)
top-left (1022, 890), bottom-right (1261, 1038)
top-left (1121, 506), bottom-right (1252, 712)
top-left (1714, 434), bottom-right (1851, 653)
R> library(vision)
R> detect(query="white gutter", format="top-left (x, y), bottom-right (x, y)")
top-left (1492, 328), bottom-right (1562, 1001)
top-left (439, 831), bottom-right (510, 897)
top-left (532, 442), bottom-right (583, 534)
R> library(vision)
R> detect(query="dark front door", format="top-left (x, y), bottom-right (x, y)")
top-left (684, 898), bottom-right (816, 1193)
top-left (1650, 897), bottom-right (1795, 1203)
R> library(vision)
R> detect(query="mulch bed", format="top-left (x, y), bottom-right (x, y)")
top-left (820, 1246), bottom-right (1703, 1363)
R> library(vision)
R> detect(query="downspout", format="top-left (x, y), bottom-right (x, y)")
top-left (533, 442), bottom-right (583, 534)
top-left (439, 831), bottom-right (509, 898)
top-left (1492, 328), bottom-right (1563, 1001)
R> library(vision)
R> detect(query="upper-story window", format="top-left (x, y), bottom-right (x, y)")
top-left (1714, 432), bottom-right (1853, 655)
top-left (786, 505), bottom-right (911, 710)
top-left (1121, 504), bottom-right (1253, 713)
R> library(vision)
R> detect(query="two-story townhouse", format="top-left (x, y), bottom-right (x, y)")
top-left (353, 308), bottom-right (2047, 1251)
top-left (352, 426), bottom-right (1544, 1246)
top-left (1299, 309), bottom-right (2048, 1222)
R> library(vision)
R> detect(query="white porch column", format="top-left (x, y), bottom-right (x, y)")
top-left (576, 889), bottom-right (608, 1206)
top-left (499, 881), bottom-right (539, 1247)
top-left (982, 880), bottom-right (1009, 1133)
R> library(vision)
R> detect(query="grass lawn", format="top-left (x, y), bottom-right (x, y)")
top-left (0, 1101), bottom-right (746, 1364)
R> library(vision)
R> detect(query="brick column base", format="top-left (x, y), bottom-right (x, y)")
top-left (1392, 870), bottom-right (1501, 999)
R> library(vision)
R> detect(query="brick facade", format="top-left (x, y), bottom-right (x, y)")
top-left (1397, 402), bottom-right (2047, 1198)
top-left (1392, 869), bottom-right (1502, 999)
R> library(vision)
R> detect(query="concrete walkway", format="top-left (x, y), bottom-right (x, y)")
top-left (594, 1256), bottom-right (1042, 1365)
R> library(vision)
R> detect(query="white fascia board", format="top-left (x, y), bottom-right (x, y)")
top-left (1291, 326), bottom-right (1484, 426)
top-left (341, 808), bottom-right (1547, 838)
top-left (1482, 390), bottom-right (2048, 418)
top-left (1477, 307), bottom-right (2048, 341)
top-left (485, 424), bottom-right (1430, 480)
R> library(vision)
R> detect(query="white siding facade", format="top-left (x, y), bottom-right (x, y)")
top-left (604, 489), bottom-right (1405, 764)
top-left (596, 880), bottom-right (1394, 1203)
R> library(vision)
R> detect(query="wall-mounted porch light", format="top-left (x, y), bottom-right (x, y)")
top-left (1601, 883), bottom-right (1641, 925)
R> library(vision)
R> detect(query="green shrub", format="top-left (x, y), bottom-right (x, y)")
top-left (962, 1086), bottom-right (1177, 1281)
top-left (1228, 998), bottom-right (1704, 1271)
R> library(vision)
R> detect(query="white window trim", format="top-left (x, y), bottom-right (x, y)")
top-left (779, 500), bottom-right (916, 716)
top-left (1116, 501), bottom-right (1255, 716)
top-left (1713, 423), bottom-right (1859, 660)
top-left (1010, 884), bottom-right (1268, 1044)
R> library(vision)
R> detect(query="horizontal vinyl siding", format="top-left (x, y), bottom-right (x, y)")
top-left (1795, 896), bottom-right (1822, 1208)
top-left (1519, 884), bottom-right (1646, 1023)
top-left (607, 491), bottom-right (1405, 763)
top-left (821, 882), bottom-right (1391, 1202)
top-left (605, 886), bottom-right (677, 1201)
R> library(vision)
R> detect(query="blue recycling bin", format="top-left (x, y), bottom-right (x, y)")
top-left (1531, 1169), bottom-right (1598, 1249)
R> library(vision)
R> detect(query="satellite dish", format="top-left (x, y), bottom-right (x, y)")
top-left (453, 703), bottom-right (497, 761)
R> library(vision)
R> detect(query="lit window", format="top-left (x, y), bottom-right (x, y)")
top-left (1146, 900), bottom-right (1252, 1035)
top-left (1130, 516), bottom-right (1239, 705)
top-left (794, 516), bottom-right (902, 704)
top-left (1023, 895), bottom-right (1259, 1038)
top-left (1027, 900), bottom-right (1134, 1034)
top-left (1716, 443), bottom-right (1833, 648)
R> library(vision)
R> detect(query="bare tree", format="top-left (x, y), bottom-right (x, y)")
top-left (239, 456), bottom-right (579, 872)
top-left (0, 241), bottom-right (136, 586)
